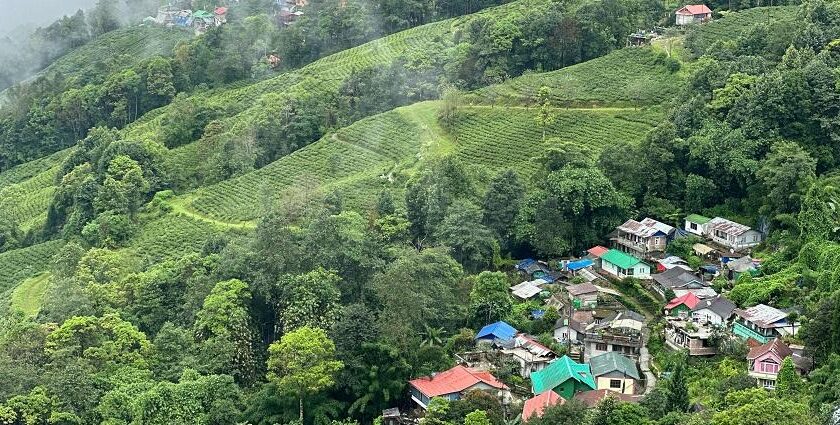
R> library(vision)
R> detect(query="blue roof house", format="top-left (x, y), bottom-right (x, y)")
top-left (476, 321), bottom-right (518, 342)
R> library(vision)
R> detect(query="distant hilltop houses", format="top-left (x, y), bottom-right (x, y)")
top-left (149, 0), bottom-right (309, 33)
top-left (676, 4), bottom-right (713, 25)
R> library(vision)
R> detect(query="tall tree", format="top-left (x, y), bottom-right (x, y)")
top-left (774, 357), bottom-right (800, 397)
top-left (266, 326), bottom-right (343, 422)
top-left (436, 200), bottom-right (498, 273)
top-left (468, 271), bottom-right (512, 325)
top-left (534, 86), bottom-right (557, 141)
top-left (757, 140), bottom-right (817, 217)
top-left (482, 169), bottom-right (525, 249)
top-left (273, 268), bottom-right (342, 333)
top-left (667, 358), bottom-right (690, 413)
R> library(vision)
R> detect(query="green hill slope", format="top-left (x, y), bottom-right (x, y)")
top-left (686, 6), bottom-right (798, 55)
top-left (182, 102), bottom-right (662, 224)
top-left (38, 25), bottom-right (190, 83)
top-left (0, 240), bottom-right (64, 296)
top-left (0, 149), bottom-right (70, 231)
top-left (471, 48), bottom-right (685, 107)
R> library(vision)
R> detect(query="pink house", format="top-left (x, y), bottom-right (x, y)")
top-left (746, 338), bottom-right (810, 389)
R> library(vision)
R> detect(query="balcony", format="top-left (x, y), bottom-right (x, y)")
top-left (585, 332), bottom-right (642, 347)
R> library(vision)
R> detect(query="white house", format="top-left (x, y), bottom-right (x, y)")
top-left (707, 217), bottom-right (763, 251)
top-left (691, 295), bottom-right (736, 326)
top-left (675, 4), bottom-right (712, 25)
top-left (600, 249), bottom-right (651, 279)
top-left (684, 214), bottom-right (711, 236)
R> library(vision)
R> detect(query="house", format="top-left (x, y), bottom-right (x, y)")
top-left (214, 6), bottom-right (228, 26)
top-left (573, 389), bottom-right (642, 408)
top-left (588, 351), bottom-right (641, 394)
top-left (554, 310), bottom-right (596, 343)
top-left (726, 256), bottom-right (758, 280)
top-left (500, 333), bottom-right (557, 378)
top-left (675, 4), bottom-right (712, 25)
top-left (747, 338), bottom-right (811, 389)
top-left (522, 390), bottom-right (564, 422)
top-left (684, 214), bottom-right (711, 236)
top-left (707, 217), bottom-right (762, 252)
top-left (693, 242), bottom-right (716, 258)
top-left (651, 267), bottom-right (715, 299)
top-left (665, 292), bottom-right (701, 317)
top-left (587, 245), bottom-right (609, 269)
top-left (691, 295), bottom-right (736, 325)
top-left (408, 365), bottom-right (509, 409)
top-left (582, 311), bottom-right (644, 362)
top-left (600, 249), bottom-right (651, 279)
top-left (732, 304), bottom-right (799, 344)
top-left (657, 256), bottom-right (693, 272)
top-left (510, 279), bottom-right (548, 300)
top-left (568, 282), bottom-right (599, 309)
top-left (664, 316), bottom-right (717, 356)
top-left (516, 259), bottom-right (551, 279)
top-left (564, 258), bottom-right (595, 274)
top-left (476, 321), bottom-right (518, 342)
top-left (156, 5), bottom-right (179, 25)
top-left (611, 218), bottom-right (672, 259)
top-left (531, 355), bottom-right (596, 399)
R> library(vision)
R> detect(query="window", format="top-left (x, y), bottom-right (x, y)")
top-left (626, 267), bottom-right (634, 276)
top-left (610, 379), bottom-right (622, 389)
top-left (596, 343), bottom-right (608, 351)
top-left (753, 235), bottom-right (759, 242)
top-left (690, 222), bottom-right (698, 230)
top-left (760, 360), bottom-right (779, 374)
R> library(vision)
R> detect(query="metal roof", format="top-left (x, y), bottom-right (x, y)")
top-left (476, 321), bottom-right (518, 340)
top-left (640, 217), bottom-right (675, 235)
top-left (589, 351), bottom-right (641, 380)
top-left (601, 249), bottom-right (644, 269)
top-left (735, 304), bottom-right (788, 328)
top-left (685, 214), bottom-right (711, 224)
top-left (617, 219), bottom-right (666, 238)
top-left (708, 217), bottom-right (752, 236)
top-left (531, 355), bottom-right (596, 395)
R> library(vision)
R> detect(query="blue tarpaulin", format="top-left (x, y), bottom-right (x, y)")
top-left (475, 321), bottom-right (518, 341)
top-left (516, 259), bottom-right (536, 270)
top-left (531, 310), bottom-right (545, 319)
top-left (566, 259), bottom-right (594, 271)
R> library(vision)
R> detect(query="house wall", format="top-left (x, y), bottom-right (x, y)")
top-left (684, 219), bottom-right (706, 236)
top-left (732, 321), bottom-right (772, 344)
top-left (751, 352), bottom-right (784, 375)
top-left (668, 304), bottom-right (691, 317)
top-left (692, 308), bottom-right (724, 325)
top-left (595, 376), bottom-right (636, 395)
top-left (676, 13), bottom-right (694, 25)
top-left (551, 379), bottom-right (591, 399)
top-left (554, 326), bottom-right (578, 342)
top-left (584, 341), bottom-right (641, 362)
top-left (575, 293), bottom-right (598, 308)
top-left (602, 261), bottom-right (651, 279)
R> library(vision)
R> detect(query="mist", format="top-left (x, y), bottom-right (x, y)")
top-left (0, 0), bottom-right (98, 36)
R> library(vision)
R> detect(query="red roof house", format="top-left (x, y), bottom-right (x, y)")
top-left (676, 4), bottom-right (712, 25)
top-left (665, 292), bottom-right (700, 316)
top-left (587, 246), bottom-right (609, 258)
top-left (408, 365), bottom-right (508, 409)
top-left (522, 390), bottom-right (565, 421)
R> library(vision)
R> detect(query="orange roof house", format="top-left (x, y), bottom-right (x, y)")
top-left (522, 390), bottom-right (565, 421)
top-left (676, 4), bottom-right (712, 25)
top-left (408, 365), bottom-right (508, 409)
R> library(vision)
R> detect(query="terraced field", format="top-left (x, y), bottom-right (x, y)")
top-left (126, 212), bottom-right (225, 264)
top-left (686, 6), bottom-right (798, 55)
top-left (178, 102), bottom-right (661, 224)
top-left (0, 150), bottom-right (69, 230)
top-left (0, 240), bottom-right (64, 296)
top-left (472, 48), bottom-right (685, 107)
top-left (452, 106), bottom-right (662, 176)
top-left (40, 25), bottom-right (191, 82)
top-left (125, 0), bottom-right (557, 147)
top-left (187, 105), bottom-right (434, 223)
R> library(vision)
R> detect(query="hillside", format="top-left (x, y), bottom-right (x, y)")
top-left (2, 2), bottom-right (837, 424)
top-left (471, 48), bottom-right (685, 107)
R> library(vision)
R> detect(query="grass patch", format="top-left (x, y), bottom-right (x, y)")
top-left (10, 272), bottom-right (51, 318)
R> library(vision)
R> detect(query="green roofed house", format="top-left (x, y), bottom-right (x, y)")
top-left (600, 249), bottom-right (651, 279)
top-left (589, 351), bottom-right (641, 395)
top-left (531, 355), bottom-right (596, 399)
top-left (684, 214), bottom-right (711, 237)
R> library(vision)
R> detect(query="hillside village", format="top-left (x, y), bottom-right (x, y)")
top-left (0, 0), bottom-right (839, 424)
top-left (394, 211), bottom-right (808, 422)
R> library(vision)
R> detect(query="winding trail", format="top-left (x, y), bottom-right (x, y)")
top-left (640, 327), bottom-right (657, 394)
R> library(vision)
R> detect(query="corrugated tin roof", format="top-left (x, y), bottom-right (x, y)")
top-left (601, 249), bottom-right (644, 269)
top-left (665, 292), bottom-right (700, 310)
top-left (617, 219), bottom-right (666, 238)
top-left (708, 217), bottom-right (752, 236)
top-left (589, 351), bottom-right (641, 380)
top-left (735, 304), bottom-right (788, 328)
top-left (676, 4), bottom-right (712, 15)
top-left (640, 217), bottom-right (675, 235)
top-left (522, 390), bottom-right (564, 421)
top-left (531, 356), bottom-right (596, 395)
top-left (409, 365), bottom-right (507, 397)
top-left (568, 282), bottom-right (598, 296)
top-left (587, 245), bottom-right (609, 258)
top-left (476, 321), bottom-right (518, 340)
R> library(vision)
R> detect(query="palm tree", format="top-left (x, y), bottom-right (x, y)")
top-left (420, 324), bottom-right (446, 347)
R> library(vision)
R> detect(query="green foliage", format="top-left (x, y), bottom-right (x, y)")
top-left (273, 268), bottom-right (342, 333)
top-left (711, 388), bottom-right (812, 425)
top-left (469, 271), bottom-right (512, 326)
top-left (267, 326), bottom-right (344, 421)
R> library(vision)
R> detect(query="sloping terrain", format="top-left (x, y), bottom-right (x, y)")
top-left (685, 6), bottom-right (798, 55)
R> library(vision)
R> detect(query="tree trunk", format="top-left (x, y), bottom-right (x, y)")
top-left (299, 396), bottom-right (304, 423)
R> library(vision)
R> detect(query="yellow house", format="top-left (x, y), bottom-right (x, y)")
top-left (588, 351), bottom-right (640, 395)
